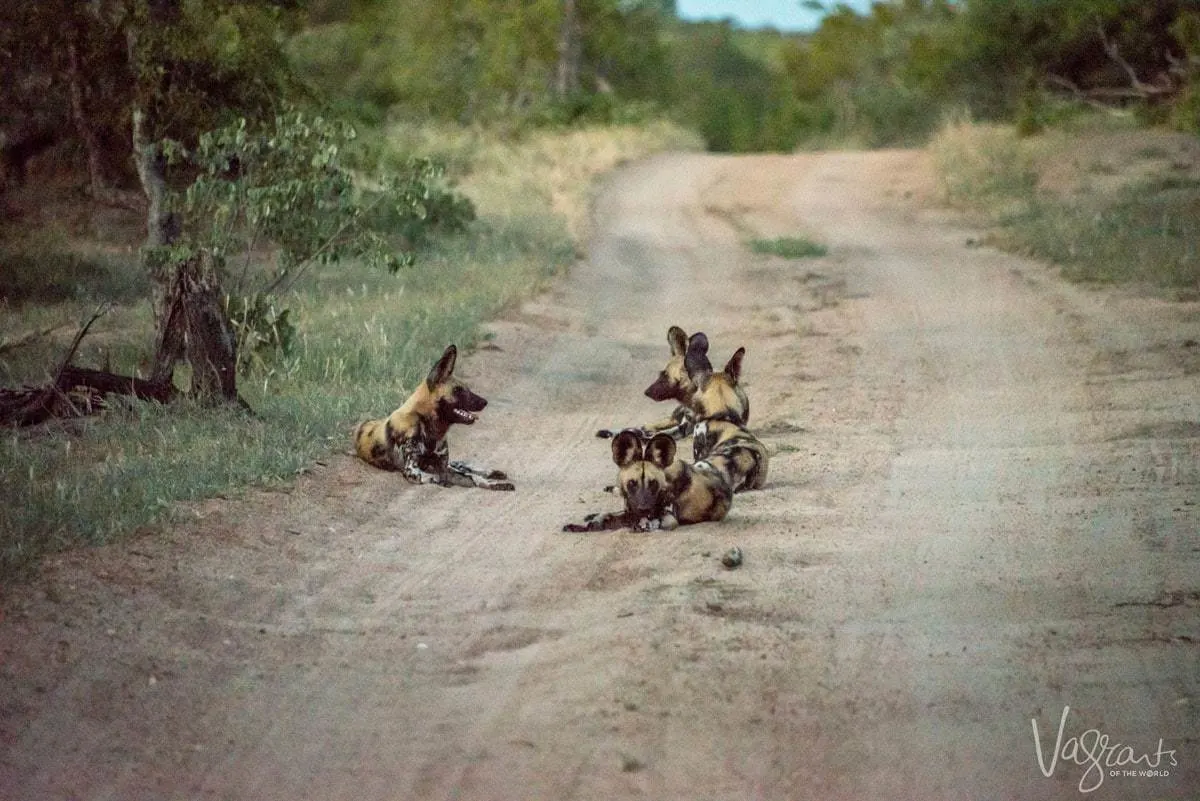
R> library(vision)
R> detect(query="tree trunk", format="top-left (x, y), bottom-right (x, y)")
top-left (130, 106), bottom-right (177, 250)
top-left (66, 28), bottom-right (107, 204)
top-left (126, 21), bottom-right (240, 408)
top-left (555, 0), bottom-right (581, 99)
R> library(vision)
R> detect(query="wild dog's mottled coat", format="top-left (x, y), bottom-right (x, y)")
top-left (354, 344), bottom-right (513, 490)
top-left (658, 434), bottom-right (733, 527)
top-left (684, 332), bottom-right (768, 493)
top-left (563, 429), bottom-right (731, 532)
top-left (597, 325), bottom-right (749, 442)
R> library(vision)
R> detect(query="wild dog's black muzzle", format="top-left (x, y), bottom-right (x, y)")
top-left (443, 387), bottom-right (487, 425)
top-left (623, 478), bottom-right (667, 518)
top-left (644, 372), bottom-right (675, 402)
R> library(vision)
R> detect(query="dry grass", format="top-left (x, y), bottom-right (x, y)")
top-left (928, 115), bottom-right (1038, 216)
top-left (929, 114), bottom-right (1200, 291)
top-left (385, 120), bottom-right (702, 241)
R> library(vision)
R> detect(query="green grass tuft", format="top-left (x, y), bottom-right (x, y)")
top-left (749, 236), bottom-right (828, 259)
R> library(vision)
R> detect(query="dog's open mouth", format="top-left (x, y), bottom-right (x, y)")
top-left (453, 408), bottom-right (478, 424)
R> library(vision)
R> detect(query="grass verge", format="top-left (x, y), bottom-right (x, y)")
top-left (928, 114), bottom-right (1200, 293)
top-left (0, 120), bottom-right (700, 580)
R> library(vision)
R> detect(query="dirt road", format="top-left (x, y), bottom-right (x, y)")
top-left (2, 151), bottom-right (1198, 800)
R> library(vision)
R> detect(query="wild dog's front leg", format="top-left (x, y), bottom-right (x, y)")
top-left (388, 433), bottom-right (444, 484)
top-left (646, 418), bottom-right (694, 441)
top-left (400, 449), bottom-right (445, 485)
top-left (596, 406), bottom-right (694, 441)
top-left (448, 460), bottom-right (508, 481)
top-left (654, 405), bottom-right (696, 440)
top-left (448, 460), bottom-right (515, 491)
top-left (562, 510), bottom-right (634, 532)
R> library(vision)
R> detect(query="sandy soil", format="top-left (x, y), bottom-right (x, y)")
top-left (2, 150), bottom-right (1198, 800)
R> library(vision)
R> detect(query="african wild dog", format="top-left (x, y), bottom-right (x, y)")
top-left (684, 332), bottom-right (768, 493)
top-left (596, 325), bottom-right (749, 442)
top-left (354, 344), bottom-right (514, 490)
top-left (563, 429), bottom-right (732, 532)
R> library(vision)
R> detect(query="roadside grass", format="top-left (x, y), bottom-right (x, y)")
top-left (929, 114), bottom-right (1200, 292)
top-left (996, 176), bottom-right (1200, 286)
top-left (0, 120), bottom-right (699, 580)
top-left (749, 236), bottom-right (828, 259)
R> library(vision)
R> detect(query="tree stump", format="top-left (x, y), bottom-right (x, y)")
top-left (151, 251), bottom-right (241, 406)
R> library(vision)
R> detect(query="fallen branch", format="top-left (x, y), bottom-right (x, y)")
top-left (58, 365), bottom-right (175, 403)
top-left (0, 304), bottom-right (175, 427)
top-left (51, 303), bottom-right (108, 386)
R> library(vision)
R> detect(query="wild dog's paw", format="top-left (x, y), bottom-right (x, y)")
top-left (562, 522), bottom-right (590, 532)
top-left (485, 479), bottom-right (516, 491)
top-left (632, 514), bottom-right (677, 532)
top-left (595, 428), bottom-right (616, 439)
top-left (484, 469), bottom-right (509, 480)
top-left (602, 484), bottom-right (617, 494)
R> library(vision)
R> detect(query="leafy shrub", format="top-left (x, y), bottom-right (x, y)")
top-left (171, 111), bottom-right (457, 276)
top-left (361, 158), bottom-right (476, 248)
top-left (224, 292), bottom-right (296, 373)
top-left (157, 109), bottom-right (475, 368)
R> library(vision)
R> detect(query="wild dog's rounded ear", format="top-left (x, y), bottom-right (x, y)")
top-left (667, 326), bottom-right (688, 356)
top-left (427, 344), bottom-right (458, 388)
top-left (645, 433), bottom-right (676, 468)
top-left (723, 347), bottom-right (746, 383)
top-left (611, 429), bottom-right (644, 467)
top-left (684, 332), bottom-right (713, 383)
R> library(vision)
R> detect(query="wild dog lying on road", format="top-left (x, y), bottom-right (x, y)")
top-left (596, 325), bottom-right (748, 442)
top-left (563, 429), bottom-right (732, 532)
top-left (354, 344), bottom-right (514, 490)
top-left (684, 332), bottom-right (768, 493)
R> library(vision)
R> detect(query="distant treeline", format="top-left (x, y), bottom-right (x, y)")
top-left (2, 0), bottom-right (1198, 187)
top-left (292, 0), bottom-right (1200, 149)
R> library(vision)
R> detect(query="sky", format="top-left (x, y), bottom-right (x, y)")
top-left (675, 0), bottom-right (874, 32)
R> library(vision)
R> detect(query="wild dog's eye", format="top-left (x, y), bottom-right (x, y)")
top-left (648, 480), bottom-right (659, 492)
top-left (627, 479), bottom-right (638, 490)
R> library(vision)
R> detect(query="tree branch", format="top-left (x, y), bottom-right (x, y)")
top-left (1098, 24), bottom-right (1173, 98)
top-left (1045, 74), bottom-right (1135, 115)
